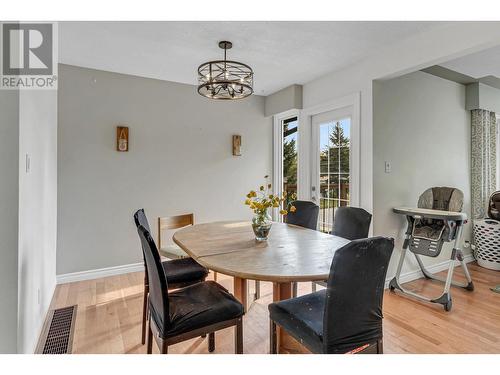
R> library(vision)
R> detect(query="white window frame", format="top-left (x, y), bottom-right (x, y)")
top-left (273, 109), bottom-right (300, 220)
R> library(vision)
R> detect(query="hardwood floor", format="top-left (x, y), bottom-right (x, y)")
top-left (51, 262), bottom-right (500, 354)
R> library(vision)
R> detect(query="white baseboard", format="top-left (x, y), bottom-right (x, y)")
top-left (56, 262), bottom-right (144, 284)
top-left (57, 254), bottom-right (475, 287)
top-left (384, 254), bottom-right (474, 288)
top-left (31, 280), bottom-right (57, 353)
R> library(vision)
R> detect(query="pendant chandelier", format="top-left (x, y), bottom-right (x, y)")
top-left (197, 41), bottom-right (254, 100)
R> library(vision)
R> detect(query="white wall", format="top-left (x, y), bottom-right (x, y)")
top-left (373, 71), bottom-right (471, 277)
top-left (0, 90), bottom-right (19, 353)
top-left (17, 90), bottom-right (58, 353)
top-left (57, 64), bottom-right (272, 275)
top-left (302, 22), bottom-right (500, 215)
top-left (265, 84), bottom-right (302, 117)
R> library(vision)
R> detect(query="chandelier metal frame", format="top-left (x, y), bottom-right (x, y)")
top-left (197, 41), bottom-right (254, 100)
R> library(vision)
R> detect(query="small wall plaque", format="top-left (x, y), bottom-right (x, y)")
top-left (117, 126), bottom-right (129, 152)
top-left (233, 135), bottom-right (242, 156)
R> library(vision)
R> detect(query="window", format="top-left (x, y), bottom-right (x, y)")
top-left (283, 116), bottom-right (298, 207)
top-left (273, 111), bottom-right (300, 221)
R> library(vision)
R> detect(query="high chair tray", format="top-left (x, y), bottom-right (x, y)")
top-left (393, 207), bottom-right (467, 221)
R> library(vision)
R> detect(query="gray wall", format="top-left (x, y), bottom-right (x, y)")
top-left (373, 71), bottom-right (471, 278)
top-left (465, 82), bottom-right (500, 112)
top-left (18, 90), bottom-right (58, 353)
top-left (0, 90), bottom-right (19, 353)
top-left (57, 64), bottom-right (272, 275)
top-left (264, 84), bottom-right (302, 117)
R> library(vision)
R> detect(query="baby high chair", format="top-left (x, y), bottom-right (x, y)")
top-left (390, 187), bottom-right (474, 311)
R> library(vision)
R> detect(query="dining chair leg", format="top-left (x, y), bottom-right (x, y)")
top-left (208, 332), bottom-right (215, 352)
top-left (213, 271), bottom-right (218, 281)
top-left (141, 280), bottom-right (149, 345)
top-left (147, 318), bottom-right (153, 354)
top-left (255, 280), bottom-right (260, 300)
top-left (377, 339), bottom-right (383, 354)
top-left (161, 342), bottom-right (168, 354)
top-left (235, 318), bottom-right (243, 354)
top-left (270, 320), bottom-right (277, 354)
top-left (292, 282), bottom-right (298, 298)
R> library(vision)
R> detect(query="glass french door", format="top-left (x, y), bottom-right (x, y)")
top-left (311, 109), bottom-right (352, 233)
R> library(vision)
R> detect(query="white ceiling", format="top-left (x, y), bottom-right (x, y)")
top-left (59, 21), bottom-right (448, 95)
top-left (441, 45), bottom-right (500, 79)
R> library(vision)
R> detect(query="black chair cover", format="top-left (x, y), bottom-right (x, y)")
top-left (137, 225), bottom-right (171, 335)
top-left (269, 236), bottom-right (393, 353)
top-left (137, 225), bottom-right (243, 339)
top-left (134, 208), bottom-right (152, 234)
top-left (133, 209), bottom-right (208, 286)
top-left (323, 236), bottom-right (393, 353)
top-left (331, 206), bottom-right (372, 240)
top-left (285, 200), bottom-right (319, 230)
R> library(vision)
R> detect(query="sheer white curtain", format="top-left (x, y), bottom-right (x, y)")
top-left (471, 109), bottom-right (497, 219)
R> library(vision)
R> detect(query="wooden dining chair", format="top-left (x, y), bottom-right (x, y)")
top-left (134, 209), bottom-right (209, 345)
top-left (158, 214), bottom-right (217, 281)
top-left (269, 237), bottom-right (393, 354)
top-left (312, 206), bottom-right (372, 292)
top-left (137, 224), bottom-right (244, 354)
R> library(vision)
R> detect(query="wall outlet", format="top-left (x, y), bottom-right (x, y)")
top-left (384, 161), bottom-right (391, 173)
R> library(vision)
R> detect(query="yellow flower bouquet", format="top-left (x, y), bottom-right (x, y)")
top-left (245, 176), bottom-right (296, 241)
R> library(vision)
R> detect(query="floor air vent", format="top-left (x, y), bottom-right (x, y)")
top-left (36, 305), bottom-right (77, 354)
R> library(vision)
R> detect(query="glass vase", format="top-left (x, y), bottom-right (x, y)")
top-left (252, 210), bottom-right (273, 242)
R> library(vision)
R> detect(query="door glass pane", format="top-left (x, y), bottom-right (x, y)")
top-left (283, 117), bottom-right (298, 207)
top-left (320, 124), bottom-right (330, 174)
top-left (317, 118), bottom-right (351, 233)
top-left (340, 173), bottom-right (350, 201)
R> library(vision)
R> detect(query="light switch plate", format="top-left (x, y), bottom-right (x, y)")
top-left (384, 161), bottom-right (391, 173)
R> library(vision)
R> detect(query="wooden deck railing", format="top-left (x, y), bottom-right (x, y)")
top-left (283, 183), bottom-right (350, 233)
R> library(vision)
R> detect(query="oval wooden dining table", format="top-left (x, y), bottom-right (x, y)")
top-left (172, 220), bottom-right (350, 353)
